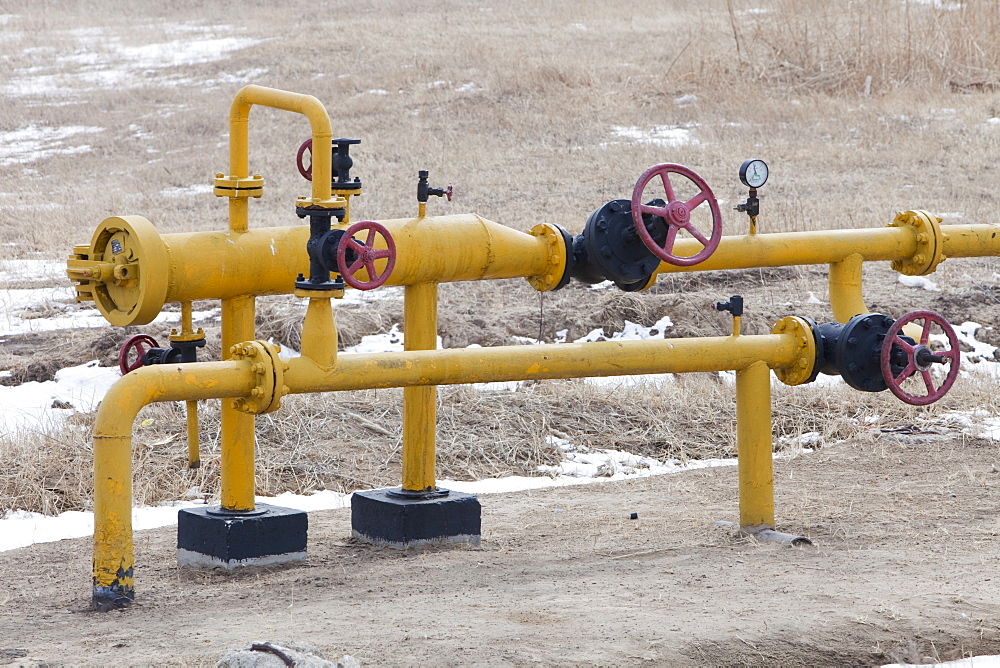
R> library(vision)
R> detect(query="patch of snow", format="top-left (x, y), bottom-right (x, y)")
top-left (573, 315), bottom-right (673, 343)
top-left (805, 291), bottom-right (824, 304)
top-left (907, 0), bottom-right (963, 10)
top-left (0, 361), bottom-right (119, 435)
top-left (673, 93), bottom-right (697, 106)
top-left (454, 82), bottom-right (482, 93)
top-left (897, 274), bottom-right (940, 291)
top-left (610, 124), bottom-right (698, 148)
top-left (342, 323), bottom-right (443, 354)
top-left (160, 184), bottom-right (213, 198)
top-left (367, 89), bottom-right (389, 95)
top-left (0, 125), bottom-right (104, 166)
top-left (0, 489), bottom-right (351, 552)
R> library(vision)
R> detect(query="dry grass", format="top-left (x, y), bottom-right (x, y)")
top-left (3, 0), bottom-right (1000, 514)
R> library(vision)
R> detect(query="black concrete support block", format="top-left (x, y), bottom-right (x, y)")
top-left (177, 503), bottom-right (307, 570)
top-left (351, 488), bottom-right (481, 548)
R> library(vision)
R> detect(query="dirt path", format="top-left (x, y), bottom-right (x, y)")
top-left (2, 431), bottom-right (1000, 667)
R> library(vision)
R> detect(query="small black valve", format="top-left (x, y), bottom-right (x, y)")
top-left (332, 138), bottom-right (362, 190)
top-left (713, 295), bottom-right (744, 317)
top-left (417, 170), bottom-right (453, 202)
top-left (735, 189), bottom-right (760, 217)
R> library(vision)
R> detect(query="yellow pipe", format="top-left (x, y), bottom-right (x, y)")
top-left (654, 227), bottom-right (917, 275)
top-left (941, 224), bottom-right (1000, 258)
top-left (230, 85), bottom-right (333, 205)
top-left (220, 294), bottom-right (257, 511)
top-left (285, 332), bottom-right (803, 393)
top-left (185, 401), bottom-right (200, 469)
top-left (154, 215), bottom-right (552, 302)
top-left (829, 253), bottom-right (869, 323)
top-left (402, 283), bottom-right (439, 492)
top-left (92, 327), bottom-right (808, 608)
top-left (92, 361), bottom-right (254, 609)
top-left (299, 297), bottom-right (338, 369)
top-left (736, 360), bottom-right (774, 529)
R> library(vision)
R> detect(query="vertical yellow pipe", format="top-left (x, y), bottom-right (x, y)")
top-left (736, 360), bottom-right (774, 529)
top-left (221, 294), bottom-right (256, 511)
top-left (186, 401), bottom-right (200, 469)
top-left (829, 253), bottom-right (869, 323)
top-left (92, 433), bottom-right (134, 607)
top-left (401, 282), bottom-right (438, 492)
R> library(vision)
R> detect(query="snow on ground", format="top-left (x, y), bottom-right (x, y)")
top-left (3, 21), bottom-right (265, 98)
top-left (0, 125), bottom-right (104, 166)
top-left (608, 124), bottom-right (699, 148)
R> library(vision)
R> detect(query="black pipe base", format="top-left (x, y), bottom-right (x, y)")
top-left (351, 488), bottom-right (481, 548)
top-left (177, 504), bottom-right (307, 571)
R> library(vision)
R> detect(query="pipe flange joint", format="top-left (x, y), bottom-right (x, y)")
top-left (770, 316), bottom-right (816, 386)
top-left (527, 223), bottom-right (573, 292)
top-left (213, 173), bottom-right (264, 199)
top-left (295, 195), bottom-right (350, 211)
top-left (889, 210), bottom-right (945, 276)
top-left (228, 340), bottom-right (288, 415)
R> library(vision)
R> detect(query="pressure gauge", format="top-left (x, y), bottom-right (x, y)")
top-left (739, 159), bottom-right (768, 188)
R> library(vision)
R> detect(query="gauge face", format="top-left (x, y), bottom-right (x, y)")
top-left (739, 159), bottom-right (768, 188)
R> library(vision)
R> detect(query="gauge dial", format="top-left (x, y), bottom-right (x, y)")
top-left (739, 159), bottom-right (768, 188)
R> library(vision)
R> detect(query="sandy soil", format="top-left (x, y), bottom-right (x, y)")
top-left (2, 429), bottom-right (999, 667)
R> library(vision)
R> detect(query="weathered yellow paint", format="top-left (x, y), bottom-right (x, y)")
top-left (92, 361), bottom-right (254, 596)
top-left (736, 360), bottom-right (774, 529)
top-left (829, 253), bottom-right (868, 323)
top-left (220, 294), bottom-right (256, 511)
top-left (402, 283), bottom-right (439, 492)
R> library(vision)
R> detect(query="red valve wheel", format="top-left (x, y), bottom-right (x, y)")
top-left (337, 221), bottom-right (397, 290)
top-left (880, 310), bottom-right (961, 406)
top-left (118, 334), bottom-right (160, 375)
top-left (296, 138), bottom-right (313, 181)
top-left (630, 163), bottom-right (723, 266)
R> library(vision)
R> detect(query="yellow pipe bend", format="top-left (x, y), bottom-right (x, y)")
top-left (230, 85), bottom-right (333, 204)
top-left (92, 361), bottom-right (254, 605)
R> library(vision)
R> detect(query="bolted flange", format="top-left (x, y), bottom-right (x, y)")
top-left (526, 223), bottom-right (573, 292)
top-left (771, 316), bottom-right (817, 386)
top-left (228, 340), bottom-right (288, 414)
top-left (889, 210), bottom-right (945, 276)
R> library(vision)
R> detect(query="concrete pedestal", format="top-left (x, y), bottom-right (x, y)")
top-left (177, 503), bottom-right (307, 570)
top-left (351, 488), bottom-right (481, 548)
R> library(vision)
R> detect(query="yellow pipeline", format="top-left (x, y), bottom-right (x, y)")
top-left (402, 283), bottom-right (439, 492)
top-left (736, 361), bottom-right (773, 528)
top-left (286, 331), bottom-right (804, 392)
top-left (92, 324), bottom-right (808, 607)
top-left (654, 227), bottom-right (917, 274)
top-left (92, 361), bottom-right (253, 608)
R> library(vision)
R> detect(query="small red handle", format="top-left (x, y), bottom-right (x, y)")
top-left (118, 334), bottom-right (160, 375)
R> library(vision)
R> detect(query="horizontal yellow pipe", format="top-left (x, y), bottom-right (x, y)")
top-left (158, 214), bottom-right (550, 303)
top-left (286, 332), bottom-right (802, 394)
top-left (654, 227), bottom-right (917, 275)
top-left (941, 224), bottom-right (1000, 258)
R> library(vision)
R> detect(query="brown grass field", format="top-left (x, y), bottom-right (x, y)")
top-left (3, 0), bottom-right (1000, 664)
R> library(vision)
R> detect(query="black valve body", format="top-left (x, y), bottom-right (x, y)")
top-left (811, 313), bottom-right (914, 392)
top-left (570, 199), bottom-right (665, 291)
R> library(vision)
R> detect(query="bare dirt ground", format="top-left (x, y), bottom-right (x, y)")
top-left (3, 428), bottom-right (1000, 667)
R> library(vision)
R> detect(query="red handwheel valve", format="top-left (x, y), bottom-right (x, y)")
top-left (118, 334), bottom-right (160, 375)
top-left (880, 310), bottom-right (961, 406)
top-left (336, 221), bottom-right (397, 290)
top-left (630, 163), bottom-right (723, 267)
top-left (296, 139), bottom-right (314, 181)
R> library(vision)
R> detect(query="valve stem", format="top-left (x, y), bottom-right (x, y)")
top-left (713, 295), bottom-right (744, 337)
